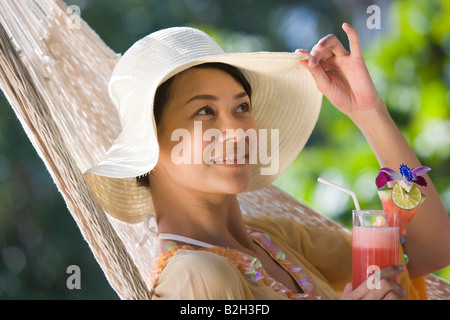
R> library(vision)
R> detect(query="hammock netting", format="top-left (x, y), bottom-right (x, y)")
top-left (0, 0), bottom-right (447, 299)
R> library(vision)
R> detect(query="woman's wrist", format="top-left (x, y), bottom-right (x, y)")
top-left (345, 99), bottom-right (417, 168)
top-left (346, 99), bottom-right (389, 129)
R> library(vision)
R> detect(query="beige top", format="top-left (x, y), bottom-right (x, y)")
top-left (150, 215), bottom-right (425, 300)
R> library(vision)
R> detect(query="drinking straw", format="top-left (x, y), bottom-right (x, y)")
top-left (317, 177), bottom-right (361, 211)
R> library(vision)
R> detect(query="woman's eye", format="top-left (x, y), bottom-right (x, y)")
top-left (196, 106), bottom-right (214, 115)
top-left (236, 102), bottom-right (251, 113)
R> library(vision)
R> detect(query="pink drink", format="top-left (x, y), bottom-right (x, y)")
top-left (352, 211), bottom-right (399, 290)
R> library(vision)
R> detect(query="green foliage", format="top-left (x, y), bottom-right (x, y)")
top-left (277, 0), bottom-right (450, 280)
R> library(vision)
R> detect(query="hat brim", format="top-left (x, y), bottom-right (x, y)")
top-left (85, 52), bottom-right (322, 223)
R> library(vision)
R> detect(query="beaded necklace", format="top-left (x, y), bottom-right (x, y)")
top-left (150, 228), bottom-right (321, 300)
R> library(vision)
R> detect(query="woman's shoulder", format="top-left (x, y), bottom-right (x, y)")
top-left (242, 214), bottom-right (304, 237)
top-left (151, 248), bottom-right (251, 299)
top-left (243, 213), bottom-right (350, 239)
top-left (166, 248), bottom-right (238, 273)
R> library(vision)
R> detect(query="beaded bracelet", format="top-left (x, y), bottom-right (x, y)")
top-left (400, 235), bottom-right (409, 264)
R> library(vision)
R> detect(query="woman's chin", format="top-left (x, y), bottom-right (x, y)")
top-left (210, 166), bottom-right (251, 194)
top-left (209, 176), bottom-right (250, 195)
top-left (228, 180), bottom-right (250, 194)
top-left (200, 171), bottom-right (250, 195)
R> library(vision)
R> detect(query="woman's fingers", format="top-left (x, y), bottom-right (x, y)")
top-left (308, 33), bottom-right (349, 67)
top-left (366, 265), bottom-right (406, 300)
top-left (306, 23), bottom-right (362, 69)
top-left (303, 59), bottom-right (330, 93)
top-left (316, 34), bottom-right (349, 57)
top-left (295, 48), bottom-right (309, 54)
top-left (342, 265), bottom-right (406, 300)
top-left (295, 49), bottom-right (312, 67)
top-left (379, 264), bottom-right (405, 280)
top-left (363, 279), bottom-right (406, 300)
top-left (342, 22), bottom-right (363, 58)
top-left (341, 282), bottom-right (353, 298)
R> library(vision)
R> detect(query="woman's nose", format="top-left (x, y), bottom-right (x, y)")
top-left (216, 115), bottom-right (243, 144)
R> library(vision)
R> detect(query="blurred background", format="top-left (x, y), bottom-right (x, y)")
top-left (0, 0), bottom-right (448, 299)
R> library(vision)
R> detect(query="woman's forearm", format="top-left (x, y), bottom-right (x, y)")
top-left (349, 101), bottom-right (450, 278)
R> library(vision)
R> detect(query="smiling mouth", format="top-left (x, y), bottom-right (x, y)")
top-left (209, 154), bottom-right (247, 165)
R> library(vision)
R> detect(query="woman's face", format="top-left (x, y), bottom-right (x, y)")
top-left (153, 67), bottom-right (258, 195)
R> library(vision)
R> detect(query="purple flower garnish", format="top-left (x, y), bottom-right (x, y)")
top-left (399, 164), bottom-right (413, 181)
top-left (376, 163), bottom-right (431, 190)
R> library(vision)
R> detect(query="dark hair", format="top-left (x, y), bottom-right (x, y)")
top-left (137, 63), bottom-right (252, 187)
top-left (154, 62), bottom-right (252, 125)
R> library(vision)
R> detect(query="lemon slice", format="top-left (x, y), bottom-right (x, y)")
top-left (392, 183), bottom-right (422, 209)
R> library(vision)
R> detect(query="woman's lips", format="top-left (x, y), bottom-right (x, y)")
top-left (209, 154), bottom-right (247, 166)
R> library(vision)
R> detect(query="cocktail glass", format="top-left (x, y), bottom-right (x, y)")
top-left (352, 210), bottom-right (399, 290)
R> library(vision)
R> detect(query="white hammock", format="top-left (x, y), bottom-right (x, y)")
top-left (0, 0), bottom-right (447, 299)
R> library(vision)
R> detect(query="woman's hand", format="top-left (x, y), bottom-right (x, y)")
top-left (298, 23), bottom-right (383, 116)
top-left (340, 265), bottom-right (406, 300)
top-left (299, 22), bottom-right (450, 279)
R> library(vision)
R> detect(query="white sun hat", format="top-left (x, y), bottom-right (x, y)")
top-left (84, 26), bottom-right (322, 223)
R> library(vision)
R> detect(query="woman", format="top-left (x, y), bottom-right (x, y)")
top-left (86, 24), bottom-right (450, 299)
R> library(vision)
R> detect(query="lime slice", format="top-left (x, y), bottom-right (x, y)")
top-left (392, 183), bottom-right (422, 209)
